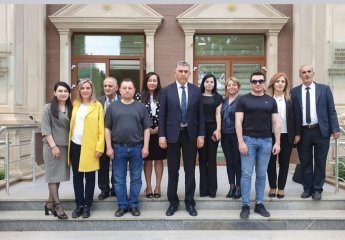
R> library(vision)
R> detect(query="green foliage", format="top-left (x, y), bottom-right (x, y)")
top-left (333, 158), bottom-right (345, 182)
top-left (0, 169), bottom-right (4, 180)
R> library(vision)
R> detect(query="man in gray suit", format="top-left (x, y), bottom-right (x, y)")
top-left (97, 77), bottom-right (120, 200)
top-left (291, 64), bottom-right (340, 200)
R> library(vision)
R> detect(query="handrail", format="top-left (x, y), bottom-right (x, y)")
top-left (0, 124), bottom-right (40, 194)
top-left (333, 126), bottom-right (345, 193)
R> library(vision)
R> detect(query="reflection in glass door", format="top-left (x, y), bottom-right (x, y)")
top-left (109, 60), bottom-right (141, 91)
top-left (233, 63), bottom-right (261, 95)
top-left (76, 62), bottom-right (106, 98)
top-left (196, 63), bottom-right (227, 97)
top-left (195, 61), bottom-right (263, 96)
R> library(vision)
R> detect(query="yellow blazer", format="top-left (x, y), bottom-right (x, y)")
top-left (68, 100), bottom-right (105, 172)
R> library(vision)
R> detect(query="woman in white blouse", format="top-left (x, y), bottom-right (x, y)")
top-left (266, 72), bottom-right (295, 198)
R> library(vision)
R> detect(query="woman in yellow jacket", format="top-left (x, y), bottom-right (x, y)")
top-left (68, 79), bottom-right (104, 219)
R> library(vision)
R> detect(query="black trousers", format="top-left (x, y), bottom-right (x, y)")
top-left (98, 150), bottom-right (114, 192)
top-left (221, 132), bottom-right (241, 187)
top-left (70, 141), bottom-right (96, 208)
top-left (167, 128), bottom-right (197, 207)
top-left (267, 133), bottom-right (293, 190)
top-left (198, 123), bottom-right (219, 196)
top-left (297, 127), bottom-right (330, 194)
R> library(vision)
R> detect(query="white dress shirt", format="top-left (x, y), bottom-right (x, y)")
top-left (302, 82), bottom-right (318, 125)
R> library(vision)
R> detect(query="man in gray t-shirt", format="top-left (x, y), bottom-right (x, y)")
top-left (105, 78), bottom-right (151, 218)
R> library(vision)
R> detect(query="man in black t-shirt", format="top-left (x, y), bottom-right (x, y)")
top-left (235, 71), bottom-right (281, 219)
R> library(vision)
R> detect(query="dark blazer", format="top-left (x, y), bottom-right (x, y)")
top-left (291, 82), bottom-right (339, 138)
top-left (97, 95), bottom-right (121, 109)
top-left (159, 82), bottom-right (205, 143)
top-left (285, 99), bottom-right (295, 144)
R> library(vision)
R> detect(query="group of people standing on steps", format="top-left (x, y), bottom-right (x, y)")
top-left (41, 61), bottom-right (340, 220)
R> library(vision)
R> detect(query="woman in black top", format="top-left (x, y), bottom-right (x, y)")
top-left (198, 74), bottom-right (223, 198)
top-left (135, 72), bottom-right (166, 198)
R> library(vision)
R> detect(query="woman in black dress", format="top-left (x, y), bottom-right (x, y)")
top-left (135, 72), bottom-right (166, 198)
top-left (198, 74), bottom-right (223, 198)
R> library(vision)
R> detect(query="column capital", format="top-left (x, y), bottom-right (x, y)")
top-left (184, 30), bottom-right (196, 36)
top-left (57, 29), bottom-right (72, 36)
top-left (265, 30), bottom-right (280, 37)
top-left (144, 29), bottom-right (156, 36)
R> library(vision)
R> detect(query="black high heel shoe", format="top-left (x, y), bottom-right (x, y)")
top-left (233, 188), bottom-right (241, 199)
top-left (44, 201), bottom-right (57, 217)
top-left (145, 189), bottom-right (154, 198)
top-left (226, 187), bottom-right (236, 198)
top-left (55, 202), bottom-right (68, 219)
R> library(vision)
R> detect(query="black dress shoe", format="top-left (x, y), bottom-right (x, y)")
top-left (166, 205), bottom-right (178, 216)
top-left (115, 208), bottom-right (128, 217)
top-left (186, 205), bottom-right (197, 216)
top-left (312, 192), bottom-right (322, 200)
top-left (82, 205), bottom-right (90, 218)
top-left (301, 191), bottom-right (312, 198)
top-left (110, 188), bottom-right (116, 197)
top-left (209, 193), bottom-right (216, 198)
top-left (98, 191), bottom-right (110, 200)
top-left (72, 206), bottom-right (84, 218)
top-left (129, 207), bottom-right (141, 216)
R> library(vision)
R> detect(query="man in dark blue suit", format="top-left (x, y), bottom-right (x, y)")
top-left (159, 61), bottom-right (205, 216)
top-left (291, 64), bottom-right (340, 200)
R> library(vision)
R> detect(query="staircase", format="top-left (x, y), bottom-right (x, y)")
top-left (1, 166), bottom-right (345, 232)
top-left (1, 196), bottom-right (345, 231)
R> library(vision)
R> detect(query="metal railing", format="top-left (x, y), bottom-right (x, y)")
top-left (0, 124), bottom-right (39, 194)
top-left (330, 126), bottom-right (345, 193)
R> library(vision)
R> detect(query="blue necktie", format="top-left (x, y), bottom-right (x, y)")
top-left (306, 87), bottom-right (311, 124)
top-left (181, 86), bottom-right (187, 124)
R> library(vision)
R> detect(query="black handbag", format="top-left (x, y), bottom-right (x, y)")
top-left (292, 163), bottom-right (303, 184)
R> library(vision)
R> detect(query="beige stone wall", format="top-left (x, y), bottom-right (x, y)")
top-left (148, 4), bottom-right (193, 87)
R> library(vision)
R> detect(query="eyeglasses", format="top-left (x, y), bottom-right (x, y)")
top-left (301, 70), bottom-right (312, 74)
top-left (250, 79), bottom-right (265, 85)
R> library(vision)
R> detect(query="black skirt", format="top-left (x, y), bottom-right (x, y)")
top-left (144, 134), bottom-right (166, 161)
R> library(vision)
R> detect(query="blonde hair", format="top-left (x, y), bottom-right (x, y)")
top-left (267, 72), bottom-right (290, 100)
top-left (76, 78), bottom-right (96, 102)
top-left (224, 77), bottom-right (241, 97)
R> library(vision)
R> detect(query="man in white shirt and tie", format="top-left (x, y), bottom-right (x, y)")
top-left (291, 64), bottom-right (340, 200)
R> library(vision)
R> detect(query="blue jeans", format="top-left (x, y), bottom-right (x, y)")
top-left (240, 136), bottom-right (272, 206)
top-left (113, 144), bottom-right (143, 209)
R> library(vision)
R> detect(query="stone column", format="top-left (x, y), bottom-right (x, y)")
top-left (265, 30), bottom-right (279, 80)
top-left (184, 30), bottom-right (195, 83)
top-left (58, 29), bottom-right (72, 85)
top-left (144, 30), bottom-right (155, 73)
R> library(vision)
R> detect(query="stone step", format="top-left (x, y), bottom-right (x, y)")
top-left (1, 197), bottom-right (345, 211)
top-left (1, 230), bottom-right (345, 240)
top-left (1, 209), bottom-right (345, 231)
